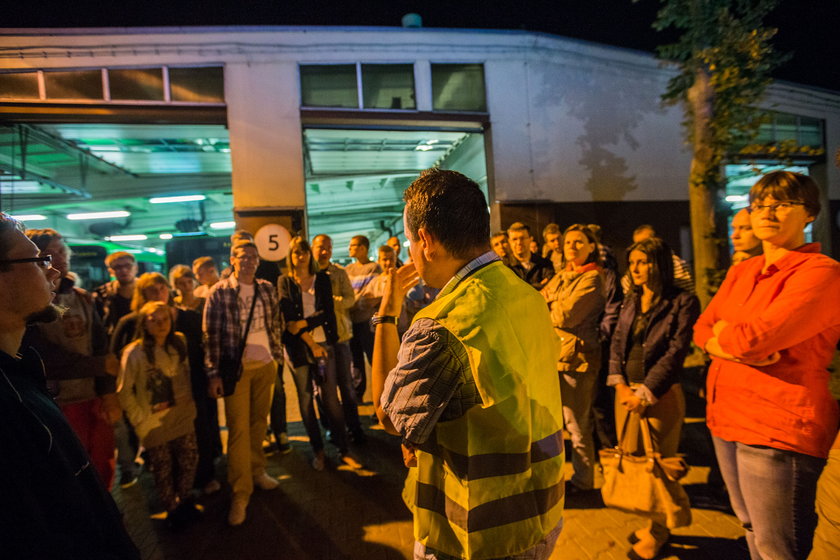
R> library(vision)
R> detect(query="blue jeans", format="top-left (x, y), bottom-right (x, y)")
top-left (290, 344), bottom-right (349, 454)
top-left (713, 436), bottom-right (826, 560)
top-left (334, 342), bottom-right (362, 434)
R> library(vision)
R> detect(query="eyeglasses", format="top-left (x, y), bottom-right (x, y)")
top-left (748, 201), bottom-right (805, 215)
top-left (0, 255), bottom-right (53, 269)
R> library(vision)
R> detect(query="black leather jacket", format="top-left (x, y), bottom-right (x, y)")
top-left (278, 271), bottom-right (337, 368)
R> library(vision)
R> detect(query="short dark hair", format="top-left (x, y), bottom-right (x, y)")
top-left (750, 170), bottom-right (821, 217)
top-left (192, 256), bottom-right (216, 275)
top-left (542, 223), bottom-right (561, 241)
top-left (0, 213), bottom-right (24, 271)
top-left (633, 224), bottom-right (656, 238)
top-left (625, 237), bottom-right (674, 296)
top-left (378, 245), bottom-right (395, 256)
top-left (350, 235), bottom-right (370, 250)
top-left (230, 240), bottom-right (257, 257)
top-left (560, 224), bottom-right (601, 269)
top-left (105, 251), bottom-right (135, 267)
top-left (507, 222), bottom-right (531, 237)
top-left (403, 168), bottom-right (490, 259)
top-left (25, 228), bottom-right (63, 252)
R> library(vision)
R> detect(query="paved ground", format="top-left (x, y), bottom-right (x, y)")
top-left (113, 365), bottom-right (752, 560)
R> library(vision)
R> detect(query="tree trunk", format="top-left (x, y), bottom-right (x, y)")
top-left (687, 67), bottom-right (719, 309)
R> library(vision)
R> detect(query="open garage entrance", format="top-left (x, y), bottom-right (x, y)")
top-left (302, 125), bottom-right (489, 263)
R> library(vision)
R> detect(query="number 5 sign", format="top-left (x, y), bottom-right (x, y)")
top-left (254, 224), bottom-right (292, 261)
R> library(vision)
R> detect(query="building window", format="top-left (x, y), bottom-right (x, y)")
top-left (108, 68), bottom-right (164, 101)
top-left (0, 66), bottom-right (224, 103)
top-left (431, 63), bottom-right (486, 112)
top-left (168, 67), bottom-right (225, 103)
top-left (361, 64), bottom-right (415, 110)
top-left (44, 70), bottom-right (103, 100)
top-left (300, 64), bottom-right (359, 108)
top-left (0, 72), bottom-right (39, 99)
top-left (753, 111), bottom-right (825, 150)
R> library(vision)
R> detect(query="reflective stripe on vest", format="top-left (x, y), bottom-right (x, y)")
top-left (406, 261), bottom-right (565, 558)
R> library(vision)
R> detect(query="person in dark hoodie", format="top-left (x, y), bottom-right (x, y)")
top-left (0, 213), bottom-right (139, 559)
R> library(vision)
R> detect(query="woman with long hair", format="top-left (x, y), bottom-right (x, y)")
top-left (110, 272), bottom-right (172, 356)
top-left (278, 237), bottom-right (362, 471)
top-left (608, 237), bottom-right (699, 559)
top-left (541, 224), bottom-right (605, 492)
top-left (118, 301), bottom-right (199, 528)
top-left (695, 171), bottom-right (840, 560)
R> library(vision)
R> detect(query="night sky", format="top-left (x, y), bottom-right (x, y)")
top-left (4, 0), bottom-right (839, 92)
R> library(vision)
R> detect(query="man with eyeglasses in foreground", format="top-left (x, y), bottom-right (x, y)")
top-left (0, 213), bottom-right (139, 559)
top-left (23, 228), bottom-right (121, 490)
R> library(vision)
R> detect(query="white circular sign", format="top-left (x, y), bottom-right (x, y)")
top-left (254, 224), bottom-right (291, 261)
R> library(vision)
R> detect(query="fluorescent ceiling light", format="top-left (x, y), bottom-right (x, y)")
top-left (414, 145), bottom-right (434, 151)
top-left (159, 233), bottom-right (173, 240)
top-left (725, 194), bottom-right (748, 202)
top-left (11, 214), bottom-right (47, 221)
top-left (149, 194), bottom-right (207, 204)
top-left (402, 240), bottom-right (410, 247)
top-left (106, 234), bottom-right (148, 242)
top-left (67, 210), bottom-right (130, 220)
top-left (210, 221), bottom-right (236, 230)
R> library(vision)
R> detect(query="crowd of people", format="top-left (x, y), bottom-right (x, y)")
top-left (1, 169), bottom-right (838, 560)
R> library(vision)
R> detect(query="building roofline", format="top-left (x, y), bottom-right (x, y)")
top-left (0, 24), bottom-right (658, 57)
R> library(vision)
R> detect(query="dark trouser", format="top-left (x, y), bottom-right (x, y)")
top-left (334, 342), bottom-right (362, 434)
top-left (314, 341), bottom-right (363, 435)
top-left (290, 344), bottom-right (349, 454)
top-left (592, 340), bottom-right (616, 449)
top-left (349, 321), bottom-right (374, 400)
top-left (192, 393), bottom-right (221, 488)
top-left (145, 432), bottom-right (199, 511)
top-left (270, 366), bottom-right (287, 439)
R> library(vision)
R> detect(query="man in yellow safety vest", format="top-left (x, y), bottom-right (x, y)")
top-left (372, 168), bottom-right (565, 559)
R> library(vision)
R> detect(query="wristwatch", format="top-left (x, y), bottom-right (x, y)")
top-left (370, 314), bottom-right (398, 328)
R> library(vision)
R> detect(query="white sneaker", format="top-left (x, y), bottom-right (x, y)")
top-left (227, 498), bottom-right (248, 527)
top-left (253, 471), bottom-right (279, 491)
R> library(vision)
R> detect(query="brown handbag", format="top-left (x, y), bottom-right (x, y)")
top-left (599, 412), bottom-right (692, 529)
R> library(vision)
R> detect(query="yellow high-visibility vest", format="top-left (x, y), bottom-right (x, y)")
top-left (404, 261), bottom-right (565, 559)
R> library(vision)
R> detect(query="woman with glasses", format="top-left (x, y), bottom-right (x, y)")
top-left (608, 237), bottom-right (699, 559)
top-left (695, 171), bottom-right (840, 560)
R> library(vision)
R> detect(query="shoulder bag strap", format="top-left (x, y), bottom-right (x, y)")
top-left (235, 286), bottom-right (259, 364)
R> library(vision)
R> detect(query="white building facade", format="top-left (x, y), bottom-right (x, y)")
top-left (1, 26), bottom-right (837, 263)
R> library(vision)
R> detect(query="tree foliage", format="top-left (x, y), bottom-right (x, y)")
top-left (652, 0), bottom-right (785, 181)
top-left (638, 0), bottom-right (786, 305)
